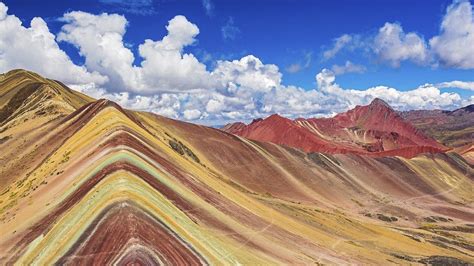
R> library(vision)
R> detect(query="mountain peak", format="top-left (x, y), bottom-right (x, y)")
top-left (222, 121), bottom-right (246, 132)
top-left (266, 113), bottom-right (288, 121)
top-left (2, 69), bottom-right (46, 83)
top-left (264, 113), bottom-right (294, 125)
top-left (369, 98), bottom-right (392, 109)
top-left (268, 113), bottom-right (284, 119)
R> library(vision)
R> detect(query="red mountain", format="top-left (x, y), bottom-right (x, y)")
top-left (223, 98), bottom-right (448, 158)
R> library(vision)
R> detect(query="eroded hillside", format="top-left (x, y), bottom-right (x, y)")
top-left (0, 70), bottom-right (473, 265)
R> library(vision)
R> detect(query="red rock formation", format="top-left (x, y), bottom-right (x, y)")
top-left (221, 121), bottom-right (246, 132)
top-left (223, 98), bottom-right (448, 158)
top-left (227, 113), bottom-right (358, 154)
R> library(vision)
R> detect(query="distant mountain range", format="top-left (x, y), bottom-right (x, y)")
top-left (223, 98), bottom-right (474, 159)
top-left (0, 69), bottom-right (473, 265)
top-left (401, 105), bottom-right (473, 148)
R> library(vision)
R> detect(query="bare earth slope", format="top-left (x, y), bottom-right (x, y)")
top-left (224, 98), bottom-right (449, 158)
top-left (0, 69), bottom-right (94, 188)
top-left (401, 105), bottom-right (474, 148)
top-left (0, 70), bottom-right (473, 265)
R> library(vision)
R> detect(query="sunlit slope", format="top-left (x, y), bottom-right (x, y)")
top-left (0, 71), bottom-right (473, 264)
top-left (223, 99), bottom-right (451, 158)
top-left (0, 69), bottom-right (94, 188)
top-left (0, 69), bottom-right (93, 123)
top-left (455, 143), bottom-right (474, 165)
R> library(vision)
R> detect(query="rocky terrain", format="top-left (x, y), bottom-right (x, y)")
top-left (0, 70), bottom-right (473, 265)
top-left (223, 98), bottom-right (450, 158)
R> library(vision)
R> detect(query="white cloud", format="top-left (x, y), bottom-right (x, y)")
top-left (373, 22), bottom-right (429, 67)
top-left (322, 34), bottom-right (353, 60)
top-left (0, 2), bottom-right (472, 124)
top-left (137, 15), bottom-right (213, 93)
top-left (430, 1), bottom-right (474, 69)
top-left (325, 1), bottom-right (474, 70)
top-left (212, 55), bottom-right (281, 93)
top-left (324, 24), bottom-right (430, 67)
top-left (315, 68), bottom-right (336, 89)
top-left (71, 65), bottom-right (473, 124)
top-left (183, 109), bottom-right (202, 120)
top-left (262, 85), bottom-right (325, 117)
top-left (436, 80), bottom-right (474, 91)
top-left (0, 3), bottom-right (107, 86)
top-left (206, 98), bottom-right (225, 113)
top-left (58, 12), bottom-right (212, 94)
top-left (221, 17), bottom-right (240, 41)
top-left (0, 2), bottom-right (7, 20)
top-left (69, 82), bottom-right (185, 118)
top-left (331, 61), bottom-right (366, 75)
top-left (57, 11), bottom-right (136, 90)
top-left (315, 68), bottom-right (471, 111)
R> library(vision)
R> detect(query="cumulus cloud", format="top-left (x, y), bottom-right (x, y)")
top-left (137, 15), bottom-right (213, 93)
top-left (70, 53), bottom-right (286, 122)
top-left (206, 98), bottom-right (224, 113)
top-left (57, 11), bottom-right (136, 90)
top-left (58, 12), bottom-right (212, 93)
top-left (183, 109), bottom-right (202, 120)
top-left (331, 61), bottom-right (366, 75)
top-left (212, 55), bottom-right (281, 93)
top-left (373, 22), bottom-right (429, 67)
top-left (0, 1), bottom-right (472, 124)
top-left (325, 1), bottom-right (474, 69)
top-left (0, 3), bottom-right (107, 86)
top-left (429, 0), bottom-right (474, 69)
top-left (69, 82), bottom-right (186, 119)
top-left (324, 24), bottom-right (430, 67)
top-left (315, 68), bottom-right (471, 111)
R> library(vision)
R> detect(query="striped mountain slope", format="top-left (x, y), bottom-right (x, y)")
top-left (0, 70), bottom-right (473, 265)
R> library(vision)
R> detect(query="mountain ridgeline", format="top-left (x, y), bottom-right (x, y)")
top-left (0, 70), bottom-right (473, 265)
top-left (223, 98), bottom-right (457, 158)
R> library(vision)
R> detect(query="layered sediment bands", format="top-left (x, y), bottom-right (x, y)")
top-left (454, 143), bottom-right (474, 165)
top-left (58, 201), bottom-right (206, 265)
top-left (137, 112), bottom-right (474, 262)
top-left (1, 71), bottom-right (474, 264)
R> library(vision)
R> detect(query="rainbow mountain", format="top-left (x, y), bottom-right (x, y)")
top-left (0, 69), bottom-right (473, 265)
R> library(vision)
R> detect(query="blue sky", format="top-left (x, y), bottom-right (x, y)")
top-left (0, 0), bottom-right (473, 123)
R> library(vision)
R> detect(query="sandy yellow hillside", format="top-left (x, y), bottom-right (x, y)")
top-left (0, 70), bottom-right (473, 265)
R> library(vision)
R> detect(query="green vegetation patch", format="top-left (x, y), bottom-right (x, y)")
top-left (168, 138), bottom-right (200, 164)
top-left (376, 213), bottom-right (398, 222)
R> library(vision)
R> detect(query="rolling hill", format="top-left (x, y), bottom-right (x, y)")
top-left (401, 105), bottom-right (473, 148)
top-left (0, 70), bottom-right (473, 265)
